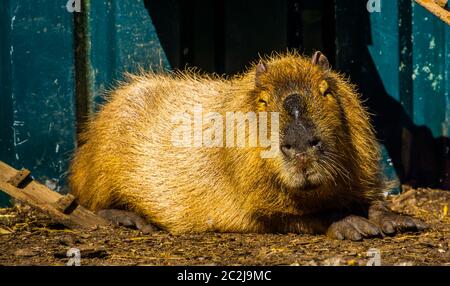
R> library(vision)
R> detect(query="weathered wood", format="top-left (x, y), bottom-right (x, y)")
top-left (53, 194), bottom-right (78, 215)
top-left (433, 0), bottom-right (448, 8)
top-left (0, 161), bottom-right (108, 229)
top-left (415, 0), bottom-right (450, 26)
top-left (7, 169), bottom-right (31, 188)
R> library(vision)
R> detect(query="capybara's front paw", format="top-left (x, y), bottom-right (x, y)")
top-left (368, 203), bottom-right (428, 235)
top-left (97, 209), bottom-right (157, 234)
top-left (327, 215), bottom-right (381, 241)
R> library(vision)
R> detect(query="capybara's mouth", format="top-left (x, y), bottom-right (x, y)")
top-left (299, 179), bottom-right (322, 191)
top-left (284, 164), bottom-right (324, 190)
top-left (291, 156), bottom-right (318, 173)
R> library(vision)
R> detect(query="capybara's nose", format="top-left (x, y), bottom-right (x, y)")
top-left (281, 137), bottom-right (322, 159)
top-left (308, 137), bottom-right (323, 150)
top-left (281, 144), bottom-right (296, 159)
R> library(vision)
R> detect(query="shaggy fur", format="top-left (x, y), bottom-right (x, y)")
top-left (69, 52), bottom-right (387, 234)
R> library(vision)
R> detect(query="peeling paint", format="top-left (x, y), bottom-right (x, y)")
top-left (10, 16), bottom-right (16, 30)
top-left (412, 66), bottom-right (420, 80)
top-left (401, 46), bottom-right (408, 55)
top-left (422, 66), bottom-right (431, 73)
top-left (429, 37), bottom-right (436, 49)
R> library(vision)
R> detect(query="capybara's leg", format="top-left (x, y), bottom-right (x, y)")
top-left (368, 202), bottom-right (428, 235)
top-left (97, 209), bottom-right (158, 234)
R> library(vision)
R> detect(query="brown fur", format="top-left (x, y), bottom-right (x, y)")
top-left (69, 52), bottom-right (387, 234)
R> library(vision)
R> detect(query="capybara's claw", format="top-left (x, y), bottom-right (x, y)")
top-left (368, 203), bottom-right (428, 235)
top-left (327, 215), bottom-right (381, 241)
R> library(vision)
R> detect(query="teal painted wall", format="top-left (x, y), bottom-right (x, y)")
top-left (411, 2), bottom-right (449, 137)
top-left (335, 0), bottom-right (449, 189)
top-left (0, 0), bottom-right (76, 206)
top-left (410, 2), bottom-right (450, 188)
top-left (0, 1), bottom-right (448, 207)
top-left (0, 0), bottom-right (169, 206)
top-left (86, 0), bottom-right (170, 110)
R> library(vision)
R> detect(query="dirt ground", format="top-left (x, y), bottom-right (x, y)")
top-left (0, 186), bottom-right (449, 266)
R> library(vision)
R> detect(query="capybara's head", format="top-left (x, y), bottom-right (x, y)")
top-left (252, 51), bottom-right (369, 192)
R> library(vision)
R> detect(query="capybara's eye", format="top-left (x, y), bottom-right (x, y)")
top-left (258, 99), bottom-right (268, 106)
top-left (319, 80), bottom-right (329, 96)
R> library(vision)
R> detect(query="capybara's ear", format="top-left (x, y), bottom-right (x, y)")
top-left (255, 61), bottom-right (268, 87)
top-left (311, 51), bottom-right (330, 70)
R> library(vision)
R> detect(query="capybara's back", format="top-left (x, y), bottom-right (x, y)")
top-left (70, 72), bottom-right (238, 233)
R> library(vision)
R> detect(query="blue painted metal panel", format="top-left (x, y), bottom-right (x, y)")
top-left (335, 0), bottom-right (449, 189)
top-left (411, 2), bottom-right (450, 187)
top-left (366, 0), bottom-right (401, 101)
top-left (0, 1), bottom-right (170, 206)
top-left (412, 2), bottom-right (449, 137)
top-left (0, 0), bottom-right (76, 206)
top-left (0, 0), bottom-right (14, 206)
top-left (365, 0), bottom-right (403, 193)
top-left (87, 0), bottom-right (170, 109)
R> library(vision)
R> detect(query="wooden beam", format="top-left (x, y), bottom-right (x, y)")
top-left (0, 161), bottom-right (108, 229)
top-left (415, 0), bottom-right (450, 26)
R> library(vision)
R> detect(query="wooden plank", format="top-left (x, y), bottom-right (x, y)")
top-left (7, 169), bottom-right (31, 187)
top-left (0, 161), bottom-right (108, 229)
top-left (415, 0), bottom-right (450, 26)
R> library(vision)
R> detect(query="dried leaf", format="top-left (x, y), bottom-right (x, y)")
top-left (0, 226), bottom-right (12, 235)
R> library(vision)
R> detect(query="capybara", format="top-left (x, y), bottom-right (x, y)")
top-left (69, 51), bottom-right (426, 240)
